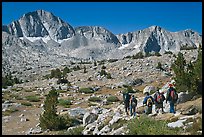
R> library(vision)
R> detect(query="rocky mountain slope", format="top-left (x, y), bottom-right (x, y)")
top-left (2, 49), bottom-right (202, 135)
top-left (117, 26), bottom-right (202, 54)
top-left (2, 9), bottom-right (202, 80)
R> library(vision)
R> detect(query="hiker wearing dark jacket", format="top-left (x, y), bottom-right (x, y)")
top-left (166, 84), bottom-right (178, 114)
top-left (129, 95), bottom-right (137, 117)
top-left (143, 92), bottom-right (154, 115)
top-left (154, 90), bottom-right (165, 113)
top-left (123, 92), bottom-right (131, 115)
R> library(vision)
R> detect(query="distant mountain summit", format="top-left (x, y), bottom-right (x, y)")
top-left (116, 25), bottom-right (202, 54)
top-left (2, 10), bottom-right (75, 41)
top-left (75, 26), bottom-right (121, 46)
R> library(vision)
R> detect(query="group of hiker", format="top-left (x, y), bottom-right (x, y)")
top-left (123, 83), bottom-right (178, 116)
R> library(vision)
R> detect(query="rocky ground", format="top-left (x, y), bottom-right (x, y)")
top-left (2, 49), bottom-right (202, 135)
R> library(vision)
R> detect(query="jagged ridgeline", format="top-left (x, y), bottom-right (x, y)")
top-left (2, 10), bottom-right (202, 77)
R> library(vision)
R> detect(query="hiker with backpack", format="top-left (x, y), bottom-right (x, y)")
top-left (129, 95), bottom-right (137, 117)
top-left (143, 92), bottom-right (154, 115)
top-left (154, 89), bottom-right (165, 114)
top-left (166, 83), bottom-right (178, 114)
top-left (123, 92), bottom-right (131, 115)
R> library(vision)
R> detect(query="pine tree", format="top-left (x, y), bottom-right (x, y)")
top-left (156, 62), bottom-right (164, 71)
top-left (185, 61), bottom-right (197, 93)
top-left (55, 68), bottom-right (62, 79)
top-left (83, 66), bottom-right (87, 73)
top-left (172, 49), bottom-right (202, 94)
top-left (171, 52), bottom-right (188, 92)
top-left (193, 45), bottom-right (202, 94)
top-left (62, 67), bottom-right (70, 79)
top-left (39, 88), bottom-right (66, 130)
top-left (194, 45), bottom-right (202, 81)
top-left (94, 61), bottom-right (97, 66)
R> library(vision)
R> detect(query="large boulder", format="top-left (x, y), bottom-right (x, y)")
top-left (109, 126), bottom-right (126, 135)
top-left (181, 106), bottom-right (199, 115)
top-left (83, 112), bottom-right (98, 126)
top-left (98, 125), bottom-right (111, 135)
top-left (68, 107), bottom-right (88, 120)
top-left (177, 92), bottom-right (193, 104)
top-left (109, 112), bottom-right (122, 125)
top-left (143, 86), bottom-right (155, 94)
top-left (82, 122), bottom-right (97, 135)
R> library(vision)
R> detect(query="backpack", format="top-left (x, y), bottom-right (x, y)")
top-left (147, 97), bottom-right (153, 107)
top-left (170, 89), bottom-right (178, 102)
top-left (156, 93), bottom-right (163, 103)
top-left (124, 93), bottom-right (130, 102)
top-left (131, 97), bottom-right (137, 106)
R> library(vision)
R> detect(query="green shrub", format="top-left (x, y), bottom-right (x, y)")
top-left (99, 69), bottom-right (107, 76)
top-left (98, 60), bottom-right (106, 65)
top-left (2, 108), bottom-right (18, 116)
top-left (72, 65), bottom-right (81, 71)
top-left (15, 96), bottom-right (23, 100)
top-left (56, 90), bottom-right (67, 93)
top-left (50, 68), bottom-right (62, 79)
top-left (25, 95), bottom-right (40, 102)
top-left (123, 85), bottom-right (136, 93)
top-left (107, 95), bottom-right (119, 102)
top-left (185, 117), bottom-right (202, 135)
top-left (24, 89), bottom-right (33, 92)
top-left (154, 52), bottom-right (162, 57)
top-left (79, 88), bottom-right (94, 94)
top-left (88, 96), bottom-right (102, 102)
top-left (164, 51), bottom-right (173, 54)
top-left (2, 73), bottom-right (23, 88)
top-left (156, 62), bottom-right (164, 71)
top-left (43, 74), bottom-right (51, 80)
top-left (108, 59), bottom-right (118, 63)
top-left (124, 55), bottom-right (132, 59)
top-left (180, 46), bottom-right (197, 50)
top-left (58, 126), bottom-right (84, 135)
top-left (101, 65), bottom-right (106, 69)
top-left (132, 52), bottom-right (144, 59)
top-left (106, 73), bottom-right (112, 79)
top-left (9, 94), bottom-right (19, 99)
top-left (88, 102), bottom-right (97, 107)
top-left (94, 61), bottom-right (97, 66)
top-left (127, 115), bottom-right (180, 135)
top-left (110, 119), bottom-right (127, 130)
top-left (21, 102), bottom-right (32, 106)
top-left (58, 99), bottom-right (72, 107)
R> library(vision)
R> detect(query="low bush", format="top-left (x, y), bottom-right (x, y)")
top-left (21, 102), bottom-right (32, 106)
top-left (3, 108), bottom-right (18, 116)
top-left (56, 90), bottom-right (67, 93)
top-left (25, 95), bottom-right (40, 102)
top-left (110, 119), bottom-right (127, 130)
top-left (123, 86), bottom-right (136, 93)
top-left (58, 99), bottom-right (72, 107)
top-left (24, 89), bottom-right (33, 92)
top-left (57, 79), bottom-right (68, 84)
top-left (88, 96), bottom-right (102, 102)
top-left (107, 95), bottom-right (119, 102)
top-left (79, 88), bottom-right (94, 94)
top-left (127, 115), bottom-right (180, 135)
top-left (88, 102), bottom-right (97, 107)
top-left (58, 126), bottom-right (84, 135)
top-left (185, 117), bottom-right (202, 135)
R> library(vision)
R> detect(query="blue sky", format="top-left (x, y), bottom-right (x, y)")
top-left (2, 2), bottom-right (202, 35)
